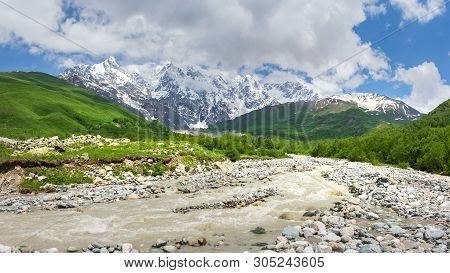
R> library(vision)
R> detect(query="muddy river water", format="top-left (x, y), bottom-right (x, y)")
top-left (0, 169), bottom-right (349, 252)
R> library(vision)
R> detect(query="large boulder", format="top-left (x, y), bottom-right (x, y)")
top-left (424, 227), bottom-right (445, 240)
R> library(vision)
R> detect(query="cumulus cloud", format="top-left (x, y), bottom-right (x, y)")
top-left (365, 0), bottom-right (387, 16)
top-left (396, 62), bottom-right (450, 113)
top-left (0, 0), bottom-right (392, 96)
top-left (259, 70), bottom-right (305, 84)
top-left (390, 0), bottom-right (447, 24)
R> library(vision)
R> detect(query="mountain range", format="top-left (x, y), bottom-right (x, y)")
top-left (57, 57), bottom-right (423, 138)
top-left (59, 57), bottom-right (322, 129)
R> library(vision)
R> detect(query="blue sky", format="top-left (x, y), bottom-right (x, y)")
top-left (0, 0), bottom-right (448, 112)
top-left (354, 2), bottom-right (450, 98)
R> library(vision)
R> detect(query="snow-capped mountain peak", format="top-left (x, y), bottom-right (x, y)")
top-left (103, 56), bottom-right (120, 69)
top-left (330, 92), bottom-right (422, 120)
top-left (59, 57), bottom-right (154, 120)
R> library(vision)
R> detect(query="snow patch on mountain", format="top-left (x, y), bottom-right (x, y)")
top-left (330, 93), bottom-right (422, 120)
top-left (59, 56), bottom-right (154, 120)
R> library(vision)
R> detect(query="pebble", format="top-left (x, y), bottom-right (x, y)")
top-left (67, 246), bottom-right (78, 253)
top-left (46, 248), bottom-right (59, 253)
top-left (282, 226), bottom-right (301, 240)
top-left (366, 212), bottom-right (380, 220)
top-left (251, 227), bottom-right (266, 235)
top-left (340, 227), bottom-right (354, 237)
top-left (302, 227), bottom-right (317, 238)
top-left (424, 227), bottom-right (445, 240)
top-left (317, 245), bottom-right (332, 253)
top-left (359, 244), bottom-right (381, 253)
top-left (323, 233), bottom-right (341, 242)
top-left (122, 243), bottom-right (133, 253)
top-left (303, 246), bottom-right (314, 253)
top-left (153, 239), bottom-right (167, 248)
top-left (162, 245), bottom-right (177, 253)
top-left (389, 225), bottom-right (407, 236)
top-left (0, 244), bottom-right (12, 253)
top-left (187, 237), bottom-right (207, 247)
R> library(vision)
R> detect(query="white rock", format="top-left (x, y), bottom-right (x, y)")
top-left (439, 201), bottom-right (450, 209)
top-left (303, 246), bottom-right (314, 253)
top-left (317, 245), bottom-right (332, 253)
top-left (359, 194), bottom-right (368, 201)
top-left (348, 197), bottom-right (360, 205)
top-left (340, 226), bottom-right (354, 238)
top-left (366, 212), bottom-right (379, 220)
top-left (46, 248), bottom-right (59, 253)
top-left (391, 239), bottom-right (405, 250)
top-left (37, 176), bottom-right (47, 182)
top-left (424, 227), bottom-right (445, 240)
top-left (162, 245), bottom-right (177, 253)
top-left (325, 216), bottom-right (345, 227)
top-left (290, 241), bottom-right (309, 248)
top-left (311, 221), bottom-right (326, 231)
top-left (127, 193), bottom-right (140, 200)
top-left (323, 233), bottom-right (341, 242)
top-left (0, 244), bottom-right (12, 253)
top-left (122, 243), bottom-right (133, 253)
top-left (302, 227), bottom-right (317, 238)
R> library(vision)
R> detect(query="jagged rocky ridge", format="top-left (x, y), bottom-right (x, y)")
top-left (60, 57), bottom-right (421, 129)
top-left (329, 93), bottom-right (422, 120)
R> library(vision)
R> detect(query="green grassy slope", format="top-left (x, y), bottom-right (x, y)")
top-left (208, 101), bottom-right (402, 141)
top-left (309, 99), bottom-right (450, 174)
top-left (0, 72), bottom-right (170, 140)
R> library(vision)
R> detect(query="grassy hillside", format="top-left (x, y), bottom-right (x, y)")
top-left (310, 99), bottom-right (450, 174)
top-left (208, 101), bottom-right (403, 140)
top-left (0, 72), bottom-right (170, 140)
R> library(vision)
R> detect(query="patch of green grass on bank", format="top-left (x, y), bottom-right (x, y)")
top-left (111, 161), bottom-right (169, 177)
top-left (14, 141), bottom-right (225, 162)
top-left (0, 145), bottom-right (12, 160)
top-left (21, 167), bottom-right (93, 192)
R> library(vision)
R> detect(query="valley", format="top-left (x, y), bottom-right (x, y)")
top-left (0, 59), bottom-right (448, 255)
top-left (0, 135), bottom-right (448, 253)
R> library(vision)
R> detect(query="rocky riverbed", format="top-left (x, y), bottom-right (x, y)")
top-left (0, 155), bottom-right (448, 253)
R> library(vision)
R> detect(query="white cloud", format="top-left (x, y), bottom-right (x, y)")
top-left (259, 70), bottom-right (305, 84)
top-left (0, 0), bottom-right (390, 95)
top-left (365, 0), bottom-right (387, 16)
top-left (390, 0), bottom-right (447, 24)
top-left (396, 62), bottom-right (450, 113)
top-left (56, 58), bottom-right (78, 68)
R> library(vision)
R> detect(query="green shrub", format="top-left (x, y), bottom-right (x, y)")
top-left (225, 148), bottom-right (240, 162)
